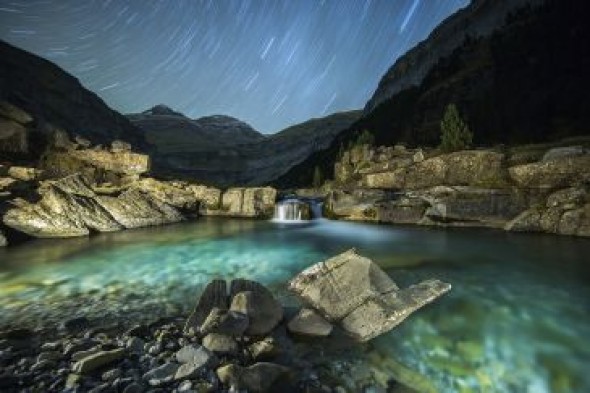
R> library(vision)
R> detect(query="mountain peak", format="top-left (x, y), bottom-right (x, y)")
top-left (143, 104), bottom-right (185, 117)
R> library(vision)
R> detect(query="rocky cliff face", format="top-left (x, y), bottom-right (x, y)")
top-left (322, 140), bottom-right (590, 237)
top-left (0, 135), bottom-right (278, 244)
top-left (130, 107), bottom-right (360, 187)
top-left (0, 40), bottom-right (148, 163)
top-left (276, 0), bottom-right (590, 187)
top-left (365, 0), bottom-right (544, 113)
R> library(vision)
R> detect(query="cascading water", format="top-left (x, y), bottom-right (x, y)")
top-left (273, 198), bottom-right (321, 223)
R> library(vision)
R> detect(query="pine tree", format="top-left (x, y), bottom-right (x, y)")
top-left (312, 165), bottom-right (323, 189)
top-left (440, 104), bottom-right (473, 152)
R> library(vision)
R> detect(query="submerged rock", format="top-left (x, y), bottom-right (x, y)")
top-left (216, 362), bottom-right (290, 392)
top-left (289, 249), bottom-right (451, 341)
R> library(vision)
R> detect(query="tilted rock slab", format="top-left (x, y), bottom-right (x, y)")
top-left (289, 249), bottom-right (451, 341)
top-left (2, 174), bottom-right (184, 238)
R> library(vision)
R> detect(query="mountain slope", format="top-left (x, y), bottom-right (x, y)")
top-left (365, 0), bottom-right (544, 113)
top-left (128, 106), bottom-right (264, 155)
top-left (130, 107), bottom-right (361, 186)
top-left (0, 40), bottom-right (148, 161)
top-left (274, 0), bottom-right (590, 188)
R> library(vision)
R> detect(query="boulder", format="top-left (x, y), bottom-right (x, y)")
top-left (202, 333), bottom-right (238, 355)
top-left (174, 345), bottom-right (217, 381)
top-left (508, 156), bottom-right (590, 189)
top-left (200, 307), bottom-right (249, 336)
top-left (289, 249), bottom-right (451, 341)
top-left (248, 337), bottom-right (280, 360)
top-left (229, 279), bottom-right (283, 336)
top-left (175, 344), bottom-right (216, 366)
top-left (216, 362), bottom-right (290, 392)
top-left (287, 308), bottom-right (333, 337)
top-left (184, 280), bottom-right (228, 334)
top-left (72, 348), bottom-right (125, 374)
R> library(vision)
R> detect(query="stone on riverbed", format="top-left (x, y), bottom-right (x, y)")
top-left (289, 249), bottom-right (451, 341)
top-left (184, 279), bottom-right (227, 334)
top-left (287, 308), bottom-right (333, 337)
top-left (72, 348), bottom-right (125, 374)
top-left (202, 333), bottom-right (239, 355)
top-left (230, 279), bottom-right (283, 335)
top-left (216, 362), bottom-right (290, 392)
top-left (200, 307), bottom-right (249, 336)
top-left (143, 362), bottom-right (179, 386)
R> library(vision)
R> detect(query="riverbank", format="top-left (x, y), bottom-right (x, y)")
top-left (318, 138), bottom-right (590, 237)
top-left (1, 250), bottom-right (451, 393)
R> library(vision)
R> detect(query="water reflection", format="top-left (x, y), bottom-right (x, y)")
top-left (1, 218), bottom-right (589, 392)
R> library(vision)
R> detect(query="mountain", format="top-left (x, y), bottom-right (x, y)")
top-left (0, 40), bottom-right (148, 162)
top-left (274, 0), bottom-right (590, 188)
top-left (364, 0), bottom-right (545, 113)
top-left (128, 106), bottom-right (264, 155)
top-left (130, 107), bottom-right (360, 186)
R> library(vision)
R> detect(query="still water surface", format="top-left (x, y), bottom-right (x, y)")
top-left (1, 218), bottom-right (589, 392)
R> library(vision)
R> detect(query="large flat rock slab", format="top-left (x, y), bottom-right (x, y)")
top-left (289, 249), bottom-right (399, 321)
top-left (289, 249), bottom-right (450, 341)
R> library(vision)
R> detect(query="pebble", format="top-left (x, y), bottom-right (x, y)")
top-left (72, 348), bottom-right (126, 374)
top-left (123, 382), bottom-right (144, 393)
top-left (102, 368), bottom-right (122, 381)
top-left (126, 337), bottom-right (145, 354)
top-left (142, 362), bottom-right (179, 386)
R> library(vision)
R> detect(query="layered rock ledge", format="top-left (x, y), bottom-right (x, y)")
top-left (321, 141), bottom-right (590, 237)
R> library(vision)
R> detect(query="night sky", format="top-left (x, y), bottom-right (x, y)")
top-left (0, 0), bottom-right (467, 134)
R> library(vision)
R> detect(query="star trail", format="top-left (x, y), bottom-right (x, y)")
top-left (0, 0), bottom-right (467, 133)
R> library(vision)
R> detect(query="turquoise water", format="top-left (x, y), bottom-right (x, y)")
top-left (1, 217), bottom-right (589, 392)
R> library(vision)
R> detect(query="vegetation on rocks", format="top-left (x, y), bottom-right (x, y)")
top-left (439, 104), bottom-right (472, 152)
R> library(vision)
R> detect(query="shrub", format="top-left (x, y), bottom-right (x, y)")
top-left (440, 104), bottom-right (473, 152)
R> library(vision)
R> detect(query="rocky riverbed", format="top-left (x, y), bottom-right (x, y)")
top-left (0, 251), bottom-right (449, 393)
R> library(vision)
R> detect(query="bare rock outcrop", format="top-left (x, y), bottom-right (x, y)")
top-left (326, 141), bottom-right (590, 237)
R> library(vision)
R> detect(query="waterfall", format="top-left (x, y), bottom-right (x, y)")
top-left (273, 198), bottom-right (321, 223)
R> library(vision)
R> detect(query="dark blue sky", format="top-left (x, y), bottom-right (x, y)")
top-left (0, 0), bottom-right (467, 133)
